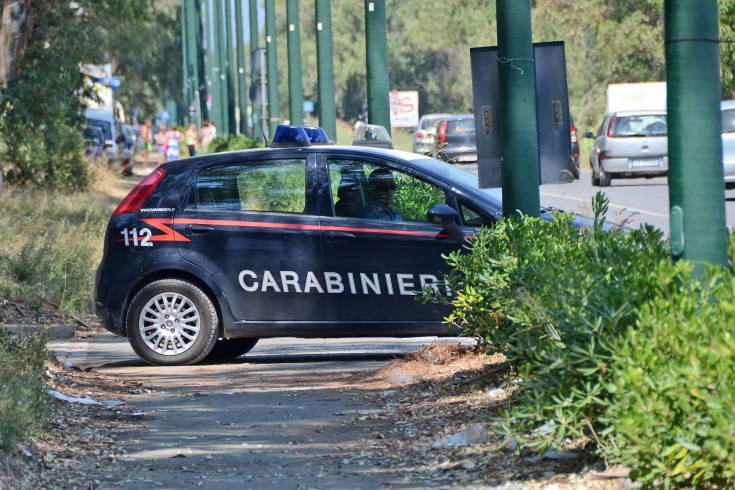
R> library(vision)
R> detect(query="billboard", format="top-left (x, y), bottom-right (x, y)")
top-left (389, 90), bottom-right (419, 127)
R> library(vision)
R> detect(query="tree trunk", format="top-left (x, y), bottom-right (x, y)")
top-left (0, 0), bottom-right (28, 88)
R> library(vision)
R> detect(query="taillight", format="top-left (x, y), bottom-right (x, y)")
top-left (606, 116), bottom-right (617, 138)
top-left (112, 167), bottom-right (166, 216)
top-left (570, 123), bottom-right (578, 143)
top-left (599, 151), bottom-right (611, 160)
top-left (415, 131), bottom-right (425, 138)
top-left (438, 121), bottom-right (448, 143)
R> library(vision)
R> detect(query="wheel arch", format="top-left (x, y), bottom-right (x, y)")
top-left (121, 268), bottom-right (230, 339)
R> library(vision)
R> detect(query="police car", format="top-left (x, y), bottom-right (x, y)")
top-left (94, 125), bottom-right (515, 365)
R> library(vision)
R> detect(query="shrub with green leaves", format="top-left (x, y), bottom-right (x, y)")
top-left (0, 331), bottom-right (49, 452)
top-left (437, 193), bottom-right (669, 452)
top-left (208, 134), bottom-right (264, 153)
top-left (606, 256), bottom-right (735, 489)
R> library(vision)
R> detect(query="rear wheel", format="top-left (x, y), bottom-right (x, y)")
top-left (126, 279), bottom-right (218, 366)
top-left (206, 338), bottom-right (259, 360)
top-left (599, 166), bottom-right (612, 187)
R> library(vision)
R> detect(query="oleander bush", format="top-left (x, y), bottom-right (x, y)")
top-left (436, 193), bottom-right (669, 452)
top-left (606, 255), bottom-right (735, 489)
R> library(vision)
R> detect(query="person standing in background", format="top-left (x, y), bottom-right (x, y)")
top-left (185, 122), bottom-right (199, 157)
top-left (140, 119), bottom-right (153, 171)
top-left (200, 119), bottom-right (216, 155)
top-left (155, 123), bottom-right (168, 162)
top-left (164, 124), bottom-right (182, 161)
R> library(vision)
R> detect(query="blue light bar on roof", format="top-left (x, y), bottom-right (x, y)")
top-left (271, 125), bottom-right (333, 148)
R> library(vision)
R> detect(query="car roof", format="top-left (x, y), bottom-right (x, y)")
top-left (439, 114), bottom-right (474, 120)
top-left (609, 110), bottom-right (667, 116)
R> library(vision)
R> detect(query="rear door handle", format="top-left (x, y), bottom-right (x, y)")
top-left (324, 231), bottom-right (356, 242)
top-left (185, 224), bottom-right (215, 235)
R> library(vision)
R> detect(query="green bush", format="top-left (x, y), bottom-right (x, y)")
top-left (606, 256), bottom-right (735, 489)
top-left (437, 193), bottom-right (669, 452)
top-left (208, 134), bottom-right (263, 153)
top-left (0, 331), bottom-right (49, 452)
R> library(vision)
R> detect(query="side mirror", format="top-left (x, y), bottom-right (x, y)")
top-left (582, 131), bottom-right (595, 139)
top-left (427, 204), bottom-right (464, 240)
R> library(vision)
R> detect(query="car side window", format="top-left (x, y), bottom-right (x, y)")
top-left (327, 159), bottom-right (447, 222)
top-left (458, 199), bottom-right (496, 227)
top-left (196, 159), bottom-right (306, 213)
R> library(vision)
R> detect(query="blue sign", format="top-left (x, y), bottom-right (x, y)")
top-left (303, 100), bottom-right (315, 113)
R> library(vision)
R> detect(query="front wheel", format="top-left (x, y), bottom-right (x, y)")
top-left (126, 279), bottom-right (218, 366)
top-left (206, 338), bottom-right (259, 360)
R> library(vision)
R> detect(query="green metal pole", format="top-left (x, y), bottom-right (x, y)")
top-left (225, 0), bottom-right (238, 134)
top-left (204, 0), bottom-right (222, 132)
top-left (235, 0), bottom-right (249, 135)
top-left (193, 0), bottom-right (206, 125)
top-left (364, 0), bottom-right (390, 135)
top-left (215, 0), bottom-right (229, 135)
top-left (265, 0), bottom-right (281, 136)
top-left (665, 0), bottom-right (727, 270)
top-left (182, 2), bottom-right (190, 119)
top-left (315, 0), bottom-right (336, 141)
top-left (249, 0), bottom-right (262, 141)
top-left (496, 0), bottom-right (540, 218)
top-left (287, 0), bottom-right (304, 126)
top-left (184, 0), bottom-right (203, 125)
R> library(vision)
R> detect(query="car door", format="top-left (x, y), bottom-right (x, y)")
top-left (317, 154), bottom-right (469, 335)
top-left (174, 154), bottom-right (325, 323)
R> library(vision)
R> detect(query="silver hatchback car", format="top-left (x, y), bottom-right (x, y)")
top-left (721, 100), bottom-right (735, 189)
top-left (585, 111), bottom-right (668, 187)
top-left (412, 113), bottom-right (449, 154)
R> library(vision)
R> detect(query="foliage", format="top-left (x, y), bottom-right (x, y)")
top-left (394, 174), bottom-right (445, 221)
top-left (0, 331), bottom-right (49, 453)
top-left (435, 193), bottom-right (669, 452)
top-left (606, 254), bottom-right (735, 489)
top-left (0, 186), bottom-right (110, 317)
top-left (0, 0), bottom-right (148, 191)
top-left (208, 134), bottom-right (264, 154)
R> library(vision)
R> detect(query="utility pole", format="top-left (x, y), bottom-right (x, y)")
top-left (665, 0), bottom-right (727, 271)
top-left (204, 0), bottom-right (223, 132)
top-left (315, 0), bottom-right (336, 141)
top-left (249, 0), bottom-right (262, 141)
top-left (364, 0), bottom-right (390, 134)
top-left (287, 0), bottom-right (304, 126)
top-left (213, 0), bottom-right (229, 134)
top-left (265, 0), bottom-right (281, 136)
top-left (496, 0), bottom-right (540, 218)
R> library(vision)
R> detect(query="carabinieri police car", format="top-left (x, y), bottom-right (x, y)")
top-left (95, 125), bottom-right (513, 365)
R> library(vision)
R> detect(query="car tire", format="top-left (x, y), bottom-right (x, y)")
top-left (206, 338), bottom-right (259, 360)
top-left (572, 160), bottom-right (580, 179)
top-left (126, 279), bottom-right (218, 366)
top-left (599, 166), bottom-right (612, 187)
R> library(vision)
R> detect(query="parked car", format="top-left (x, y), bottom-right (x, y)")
top-left (584, 111), bottom-right (668, 187)
top-left (95, 124), bottom-right (590, 366)
top-left (570, 117), bottom-right (580, 179)
top-left (432, 114), bottom-right (477, 164)
top-left (722, 100), bottom-right (735, 189)
top-left (82, 125), bottom-right (106, 163)
top-left (412, 113), bottom-right (449, 154)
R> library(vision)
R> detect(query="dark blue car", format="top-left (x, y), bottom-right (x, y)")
top-left (94, 126), bottom-right (515, 365)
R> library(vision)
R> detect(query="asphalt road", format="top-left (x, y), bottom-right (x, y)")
top-left (459, 164), bottom-right (735, 234)
top-left (49, 334), bottom-right (474, 490)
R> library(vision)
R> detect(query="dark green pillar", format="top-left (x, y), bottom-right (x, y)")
top-left (315, 0), bottom-right (336, 140)
top-left (204, 0), bottom-right (224, 132)
top-left (665, 0), bottom-right (727, 270)
top-left (287, 0), bottom-right (304, 126)
top-left (364, 0), bottom-right (390, 134)
top-left (265, 0), bottom-right (281, 137)
top-left (193, 0), bottom-right (206, 124)
top-left (225, 0), bottom-right (237, 134)
top-left (496, 0), bottom-right (540, 218)
top-left (235, 0), bottom-right (249, 135)
top-left (213, 0), bottom-right (228, 134)
top-left (249, 0), bottom-right (262, 141)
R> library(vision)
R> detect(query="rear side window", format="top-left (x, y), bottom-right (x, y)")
top-left (722, 109), bottom-right (735, 134)
top-left (196, 159), bottom-right (306, 213)
top-left (611, 115), bottom-right (667, 137)
top-left (447, 119), bottom-right (475, 133)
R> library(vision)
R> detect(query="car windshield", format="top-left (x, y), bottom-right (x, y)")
top-left (611, 115), bottom-right (667, 137)
top-left (87, 118), bottom-right (112, 141)
top-left (447, 119), bottom-right (475, 133)
top-left (722, 109), bottom-right (735, 134)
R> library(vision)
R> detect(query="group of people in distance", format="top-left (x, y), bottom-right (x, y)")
top-left (139, 119), bottom-right (217, 171)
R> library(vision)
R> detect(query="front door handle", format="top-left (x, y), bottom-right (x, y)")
top-left (324, 231), bottom-right (356, 243)
top-left (185, 224), bottom-right (215, 235)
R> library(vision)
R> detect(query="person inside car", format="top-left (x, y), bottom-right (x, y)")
top-left (365, 169), bottom-right (402, 221)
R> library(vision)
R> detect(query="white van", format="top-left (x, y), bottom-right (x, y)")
top-left (85, 107), bottom-right (120, 164)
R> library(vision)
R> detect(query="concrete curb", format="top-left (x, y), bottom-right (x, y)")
top-left (0, 324), bottom-right (75, 339)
